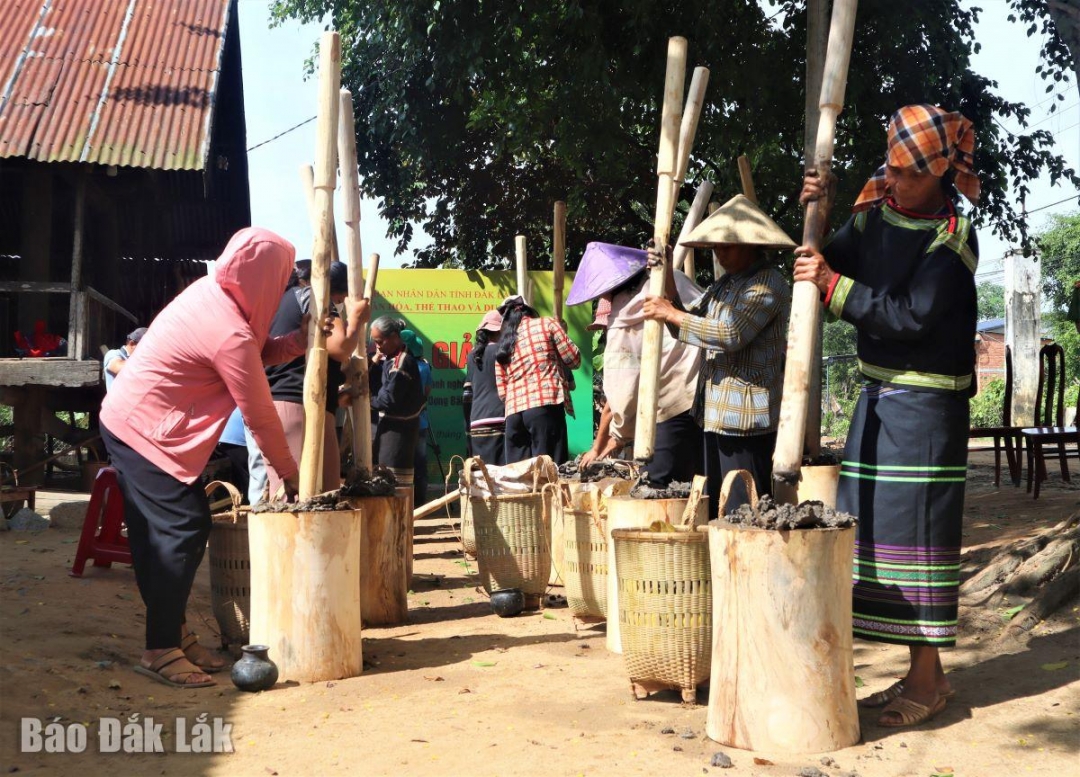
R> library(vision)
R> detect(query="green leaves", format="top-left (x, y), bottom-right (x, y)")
top-left (272, 0), bottom-right (1076, 266)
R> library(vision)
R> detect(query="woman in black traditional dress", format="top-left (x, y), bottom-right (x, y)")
top-left (795, 104), bottom-right (980, 728)
top-left (369, 316), bottom-right (426, 492)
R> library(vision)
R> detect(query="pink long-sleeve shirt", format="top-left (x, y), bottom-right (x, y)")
top-left (100, 228), bottom-right (306, 484)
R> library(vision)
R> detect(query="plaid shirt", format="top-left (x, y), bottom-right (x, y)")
top-left (495, 316), bottom-right (581, 416)
top-left (678, 263), bottom-right (790, 435)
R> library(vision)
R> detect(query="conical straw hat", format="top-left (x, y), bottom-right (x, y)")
top-left (679, 194), bottom-right (796, 250)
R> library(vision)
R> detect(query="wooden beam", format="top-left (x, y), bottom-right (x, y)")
top-left (84, 287), bottom-right (138, 323)
top-left (0, 282), bottom-right (71, 294)
top-left (67, 170), bottom-right (87, 360)
top-left (1006, 252), bottom-right (1041, 426)
top-left (515, 235), bottom-right (529, 305)
top-left (0, 359), bottom-right (102, 388)
top-left (552, 201), bottom-right (567, 324)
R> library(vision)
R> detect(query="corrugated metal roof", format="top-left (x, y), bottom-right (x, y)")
top-left (0, 0), bottom-right (232, 171)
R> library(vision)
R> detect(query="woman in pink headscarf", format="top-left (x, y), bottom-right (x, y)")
top-left (100, 227), bottom-right (345, 689)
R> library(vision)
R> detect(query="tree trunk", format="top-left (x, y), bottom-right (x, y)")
top-left (248, 509), bottom-right (363, 683)
top-left (705, 523), bottom-right (859, 753)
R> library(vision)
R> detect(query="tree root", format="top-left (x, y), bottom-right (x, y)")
top-left (1005, 567), bottom-right (1080, 637)
top-left (962, 512), bottom-right (1080, 632)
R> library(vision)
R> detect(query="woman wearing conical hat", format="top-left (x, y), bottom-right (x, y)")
top-left (643, 195), bottom-right (794, 521)
top-left (567, 242), bottom-right (704, 486)
top-left (794, 104), bottom-right (980, 728)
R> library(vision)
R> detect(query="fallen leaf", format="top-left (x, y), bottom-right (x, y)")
top-left (542, 612), bottom-right (556, 620)
top-left (410, 739), bottom-right (428, 743)
top-left (753, 758), bottom-right (774, 765)
top-left (458, 688), bottom-right (471, 694)
top-left (423, 675), bottom-right (445, 682)
top-left (264, 768), bottom-right (279, 776)
top-left (1001, 604), bottom-right (1024, 620)
top-left (931, 768), bottom-right (954, 776)
top-left (854, 676), bottom-right (865, 688)
top-left (1041, 661), bottom-right (1069, 671)
top-left (108, 680), bottom-right (121, 690)
top-left (15, 540), bottom-right (28, 545)
top-left (472, 661), bottom-right (497, 668)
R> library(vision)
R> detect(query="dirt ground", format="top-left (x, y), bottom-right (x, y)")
top-left (1, 450), bottom-right (1077, 777)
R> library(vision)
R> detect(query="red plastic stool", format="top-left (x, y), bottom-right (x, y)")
top-left (69, 466), bottom-right (133, 577)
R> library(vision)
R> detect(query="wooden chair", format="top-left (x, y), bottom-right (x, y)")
top-left (1021, 343), bottom-right (1078, 499)
top-left (969, 345), bottom-right (1023, 486)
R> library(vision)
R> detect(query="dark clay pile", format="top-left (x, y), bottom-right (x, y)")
top-left (722, 495), bottom-right (857, 530)
top-left (558, 458), bottom-right (637, 483)
top-left (249, 466), bottom-right (397, 513)
top-left (630, 479), bottom-right (692, 500)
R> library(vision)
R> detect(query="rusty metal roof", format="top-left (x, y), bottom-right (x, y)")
top-left (0, 0), bottom-right (233, 170)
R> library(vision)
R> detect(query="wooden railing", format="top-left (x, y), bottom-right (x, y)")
top-left (0, 281), bottom-right (136, 361)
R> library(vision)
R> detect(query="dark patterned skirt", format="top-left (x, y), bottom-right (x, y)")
top-left (375, 416), bottom-right (419, 492)
top-left (839, 383), bottom-right (969, 647)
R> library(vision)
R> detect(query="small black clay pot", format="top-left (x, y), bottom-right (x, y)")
top-left (490, 588), bottom-right (525, 618)
top-left (231, 644), bottom-right (279, 692)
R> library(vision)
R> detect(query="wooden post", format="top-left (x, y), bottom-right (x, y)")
top-left (705, 523), bottom-right (860, 751)
top-left (633, 36), bottom-right (686, 462)
top-left (553, 201), bottom-right (567, 325)
top-left (514, 235), bottom-right (529, 305)
top-left (299, 31), bottom-right (342, 500)
top-left (773, 0), bottom-right (858, 487)
top-left (337, 88), bottom-right (373, 471)
top-left (736, 155), bottom-right (758, 205)
top-left (804, 0), bottom-right (829, 460)
top-left (67, 170), bottom-right (87, 360)
top-left (672, 180), bottom-right (714, 274)
top-left (248, 508), bottom-right (364, 682)
top-left (1006, 251), bottom-right (1041, 426)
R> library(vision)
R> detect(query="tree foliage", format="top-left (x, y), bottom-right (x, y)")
top-left (1036, 211), bottom-right (1080, 389)
top-left (976, 282), bottom-right (1005, 322)
top-left (271, 0), bottom-right (1079, 268)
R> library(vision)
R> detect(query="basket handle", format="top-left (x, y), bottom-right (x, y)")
top-left (473, 457), bottom-right (498, 498)
top-left (587, 486), bottom-right (604, 535)
top-left (205, 479), bottom-right (243, 521)
top-left (717, 469), bottom-right (757, 519)
top-left (680, 474), bottom-right (707, 527)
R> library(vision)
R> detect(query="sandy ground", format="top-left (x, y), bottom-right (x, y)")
top-left (1, 451), bottom-right (1077, 777)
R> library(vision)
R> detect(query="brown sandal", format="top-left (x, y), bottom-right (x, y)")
top-left (180, 632), bottom-right (226, 673)
top-left (877, 695), bottom-right (946, 728)
top-left (860, 680), bottom-right (956, 708)
top-left (134, 648), bottom-right (215, 688)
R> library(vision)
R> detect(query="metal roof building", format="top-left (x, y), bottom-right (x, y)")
top-left (0, 0), bottom-right (251, 480)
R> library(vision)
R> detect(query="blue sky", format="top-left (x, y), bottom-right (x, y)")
top-left (237, 0), bottom-right (1078, 274)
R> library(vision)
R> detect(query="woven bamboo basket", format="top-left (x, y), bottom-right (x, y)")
top-left (460, 490), bottom-right (477, 557)
top-left (613, 492), bottom-right (711, 703)
top-left (205, 480), bottom-right (250, 653)
top-left (559, 484), bottom-right (607, 619)
top-left (467, 460), bottom-right (551, 603)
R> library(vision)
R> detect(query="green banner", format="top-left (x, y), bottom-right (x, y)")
top-left (371, 270), bottom-right (593, 485)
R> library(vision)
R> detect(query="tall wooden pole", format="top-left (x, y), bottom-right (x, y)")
top-left (364, 253), bottom-right (380, 300)
top-left (552, 202), bottom-right (567, 324)
top-left (299, 165), bottom-right (339, 264)
top-left (773, 0), bottom-right (858, 486)
top-left (672, 67), bottom-right (710, 205)
top-left (736, 155), bottom-right (758, 205)
top-left (515, 235), bottom-right (529, 305)
top-left (634, 37), bottom-right (687, 462)
top-left (337, 88), bottom-right (373, 471)
top-left (804, 0), bottom-right (830, 460)
top-left (672, 180), bottom-right (714, 274)
top-left (299, 31), bottom-right (342, 500)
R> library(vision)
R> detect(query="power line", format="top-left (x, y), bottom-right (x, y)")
top-left (1025, 102), bottom-right (1078, 129)
top-left (247, 115), bottom-right (318, 152)
top-left (1026, 194), bottom-right (1080, 215)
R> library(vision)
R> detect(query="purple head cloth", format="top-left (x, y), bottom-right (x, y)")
top-left (566, 242), bottom-right (648, 307)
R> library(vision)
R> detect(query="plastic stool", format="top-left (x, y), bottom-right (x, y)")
top-left (69, 466), bottom-right (132, 577)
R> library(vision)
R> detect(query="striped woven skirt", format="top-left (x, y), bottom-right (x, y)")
top-left (374, 417), bottom-right (419, 494)
top-left (839, 383), bottom-right (969, 647)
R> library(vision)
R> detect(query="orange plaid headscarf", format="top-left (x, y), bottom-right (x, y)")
top-left (853, 104), bottom-right (980, 212)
